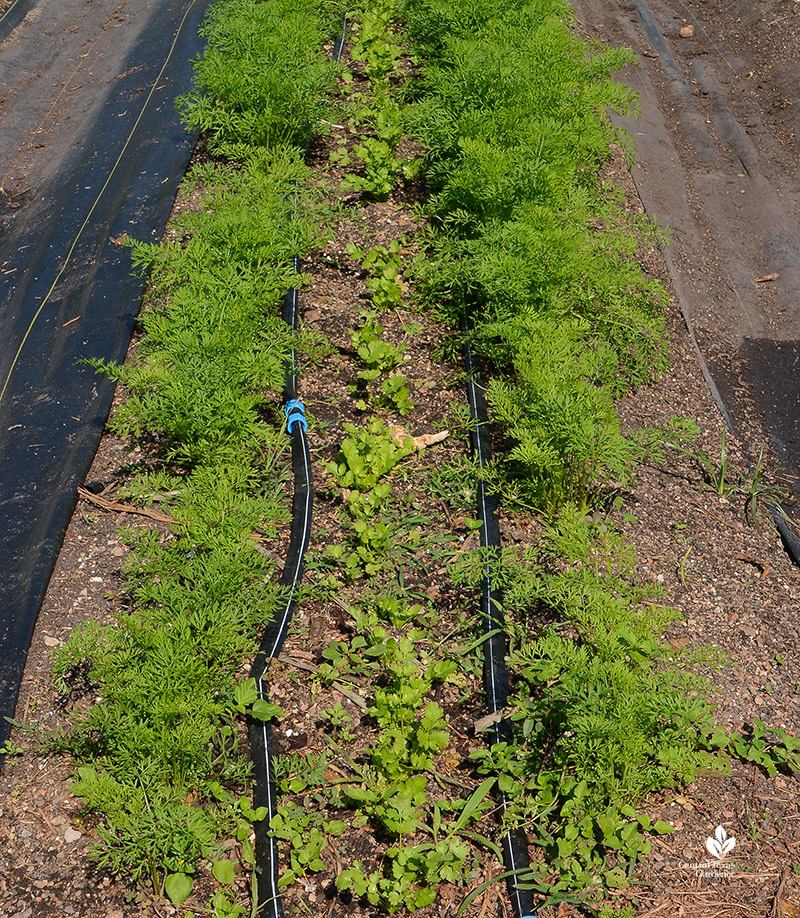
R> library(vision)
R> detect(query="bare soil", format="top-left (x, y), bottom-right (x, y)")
top-left (4, 3), bottom-right (800, 918)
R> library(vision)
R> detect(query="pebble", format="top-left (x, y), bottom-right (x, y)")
top-left (64, 827), bottom-right (81, 843)
top-left (680, 24), bottom-right (695, 38)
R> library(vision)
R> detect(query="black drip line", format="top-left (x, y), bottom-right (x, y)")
top-left (462, 313), bottom-right (537, 918)
top-left (248, 255), bottom-right (314, 918)
top-left (247, 19), bottom-right (346, 918)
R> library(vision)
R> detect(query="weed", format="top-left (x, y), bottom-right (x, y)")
top-left (692, 426), bottom-right (740, 496)
top-left (323, 702), bottom-right (356, 743)
top-left (709, 718), bottom-right (800, 777)
top-left (349, 241), bottom-right (405, 310)
top-left (741, 449), bottom-right (788, 528)
top-left (0, 739), bottom-right (23, 757)
top-left (328, 419), bottom-right (415, 493)
top-left (664, 425), bottom-right (789, 526)
top-left (677, 544), bottom-right (692, 589)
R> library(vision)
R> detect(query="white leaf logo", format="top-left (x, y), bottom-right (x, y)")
top-left (705, 825), bottom-right (735, 860)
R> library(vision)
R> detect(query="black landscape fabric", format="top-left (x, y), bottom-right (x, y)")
top-left (0, 0), bottom-right (213, 751)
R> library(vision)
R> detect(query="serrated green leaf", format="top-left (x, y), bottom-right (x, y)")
top-left (251, 699), bottom-right (283, 721)
top-left (235, 678), bottom-right (258, 709)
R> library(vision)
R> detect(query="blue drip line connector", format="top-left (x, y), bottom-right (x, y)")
top-left (284, 398), bottom-right (308, 434)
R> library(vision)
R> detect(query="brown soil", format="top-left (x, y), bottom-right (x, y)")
top-left (4, 4), bottom-right (800, 918)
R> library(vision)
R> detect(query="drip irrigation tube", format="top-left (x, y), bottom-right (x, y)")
top-left (247, 19), bottom-right (346, 917)
top-left (248, 401), bottom-right (313, 918)
top-left (462, 315), bottom-right (537, 918)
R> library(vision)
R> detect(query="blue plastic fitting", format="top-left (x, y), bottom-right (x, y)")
top-left (284, 398), bottom-right (308, 433)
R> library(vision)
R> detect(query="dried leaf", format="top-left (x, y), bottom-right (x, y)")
top-left (413, 430), bottom-right (449, 449)
top-left (474, 707), bottom-right (512, 733)
top-left (733, 553), bottom-right (771, 577)
top-left (388, 424), bottom-right (410, 445)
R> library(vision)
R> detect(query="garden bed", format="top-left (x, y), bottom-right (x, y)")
top-left (3, 2), bottom-right (800, 918)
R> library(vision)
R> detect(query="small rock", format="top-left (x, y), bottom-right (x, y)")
top-left (680, 24), bottom-right (695, 37)
top-left (64, 827), bottom-right (82, 843)
top-left (743, 626), bottom-right (757, 637)
top-left (43, 636), bottom-right (60, 647)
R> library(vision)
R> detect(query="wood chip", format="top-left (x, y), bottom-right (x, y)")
top-left (771, 866), bottom-right (789, 918)
top-left (756, 273), bottom-right (780, 283)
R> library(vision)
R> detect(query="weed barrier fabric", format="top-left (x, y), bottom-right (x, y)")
top-left (0, 0), bottom-right (35, 43)
top-left (0, 0), bottom-right (214, 754)
top-left (462, 317), bottom-right (536, 918)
